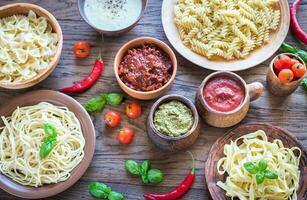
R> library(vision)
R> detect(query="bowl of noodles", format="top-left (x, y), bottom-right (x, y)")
top-left (0, 3), bottom-right (63, 89)
top-left (0, 90), bottom-right (95, 199)
top-left (205, 123), bottom-right (307, 200)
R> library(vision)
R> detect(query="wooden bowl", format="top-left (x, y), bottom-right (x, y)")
top-left (161, 0), bottom-right (290, 71)
top-left (147, 94), bottom-right (200, 151)
top-left (267, 53), bottom-right (306, 96)
top-left (78, 0), bottom-right (148, 36)
top-left (114, 37), bottom-right (177, 100)
top-left (0, 3), bottom-right (63, 89)
top-left (0, 90), bottom-right (95, 199)
top-left (205, 123), bottom-right (307, 200)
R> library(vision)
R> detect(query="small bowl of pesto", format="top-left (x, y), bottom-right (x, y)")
top-left (147, 94), bottom-right (200, 151)
top-left (78, 0), bottom-right (148, 36)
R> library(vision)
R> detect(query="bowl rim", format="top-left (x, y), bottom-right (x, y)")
top-left (114, 36), bottom-right (178, 96)
top-left (204, 122), bottom-right (307, 200)
top-left (148, 94), bottom-right (199, 141)
top-left (0, 3), bottom-right (63, 89)
top-left (77, 0), bottom-right (148, 35)
top-left (0, 90), bottom-right (95, 199)
top-left (198, 71), bottom-right (249, 115)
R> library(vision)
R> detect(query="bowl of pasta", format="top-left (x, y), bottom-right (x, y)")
top-left (0, 3), bottom-right (63, 89)
top-left (162, 0), bottom-right (290, 71)
top-left (0, 90), bottom-right (96, 199)
top-left (205, 123), bottom-right (307, 200)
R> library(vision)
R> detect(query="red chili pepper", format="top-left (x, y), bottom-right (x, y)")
top-left (290, 0), bottom-right (307, 44)
top-left (59, 54), bottom-right (104, 93)
top-left (143, 152), bottom-right (195, 200)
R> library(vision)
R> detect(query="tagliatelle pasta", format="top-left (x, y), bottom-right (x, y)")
top-left (174, 0), bottom-right (281, 60)
top-left (217, 130), bottom-right (301, 200)
top-left (0, 10), bottom-right (58, 83)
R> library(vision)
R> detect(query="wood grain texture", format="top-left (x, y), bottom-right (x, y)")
top-left (0, 0), bottom-right (306, 199)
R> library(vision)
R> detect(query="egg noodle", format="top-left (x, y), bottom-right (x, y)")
top-left (0, 102), bottom-right (85, 187)
top-left (217, 130), bottom-right (301, 200)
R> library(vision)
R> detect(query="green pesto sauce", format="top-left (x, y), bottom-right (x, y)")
top-left (154, 100), bottom-right (194, 137)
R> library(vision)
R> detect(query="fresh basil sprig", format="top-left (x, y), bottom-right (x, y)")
top-left (88, 182), bottom-right (124, 200)
top-left (39, 123), bottom-right (57, 159)
top-left (243, 159), bottom-right (278, 184)
top-left (85, 93), bottom-right (124, 112)
top-left (125, 160), bottom-right (164, 185)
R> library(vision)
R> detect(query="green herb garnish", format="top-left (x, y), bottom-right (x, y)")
top-left (243, 159), bottom-right (278, 184)
top-left (88, 182), bottom-right (124, 200)
top-left (125, 160), bottom-right (164, 185)
top-left (39, 123), bottom-right (57, 159)
top-left (302, 78), bottom-right (307, 91)
top-left (84, 93), bottom-right (124, 112)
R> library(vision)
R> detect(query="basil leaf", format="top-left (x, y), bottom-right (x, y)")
top-left (141, 160), bottom-right (151, 175)
top-left (106, 93), bottom-right (124, 106)
top-left (264, 170), bottom-right (278, 179)
top-left (88, 182), bottom-right (111, 199)
top-left (147, 169), bottom-right (164, 184)
top-left (44, 123), bottom-right (57, 138)
top-left (39, 137), bottom-right (57, 159)
top-left (258, 160), bottom-right (268, 171)
top-left (243, 162), bottom-right (258, 174)
top-left (256, 172), bottom-right (265, 184)
top-left (108, 191), bottom-right (125, 200)
top-left (302, 79), bottom-right (307, 90)
top-left (141, 173), bottom-right (150, 185)
top-left (85, 93), bottom-right (107, 112)
top-left (125, 160), bottom-right (141, 175)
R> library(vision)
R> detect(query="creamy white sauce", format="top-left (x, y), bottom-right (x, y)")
top-left (84, 0), bottom-right (143, 31)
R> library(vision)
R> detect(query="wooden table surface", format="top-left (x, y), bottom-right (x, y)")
top-left (0, 0), bottom-right (306, 199)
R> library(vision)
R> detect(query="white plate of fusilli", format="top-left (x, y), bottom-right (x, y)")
top-left (162, 0), bottom-right (290, 71)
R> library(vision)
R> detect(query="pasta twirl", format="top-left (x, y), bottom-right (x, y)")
top-left (174, 0), bottom-right (281, 60)
top-left (217, 130), bottom-right (301, 200)
top-left (0, 10), bottom-right (58, 83)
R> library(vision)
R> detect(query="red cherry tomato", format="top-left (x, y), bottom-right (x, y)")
top-left (273, 55), bottom-right (292, 72)
top-left (278, 69), bottom-right (294, 83)
top-left (125, 102), bottom-right (142, 119)
top-left (291, 63), bottom-right (306, 78)
top-left (289, 58), bottom-right (300, 67)
top-left (73, 41), bottom-right (90, 58)
top-left (118, 127), bottom-right (134, 144)
top-left (104, 111), bottom-right (121, 128)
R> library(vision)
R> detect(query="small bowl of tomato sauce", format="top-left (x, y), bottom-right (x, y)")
top-left (114, 37), bottom-right (177, 100)
top-left (267, 53), bottom-right (306, 96)
top-left (195, 71), bottom-right (263, 128)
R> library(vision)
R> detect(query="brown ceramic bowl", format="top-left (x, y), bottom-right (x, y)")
top-left (0, 3), bottom-right (63, 89)
top-left (147, 94), bottom-right (200, 151)
top-left (0, 90), bottom-right (95, 199)
top-left (267, 53), bottom-right (306, 96)
top-left (205, 123), bottom-right (307, 200)
top-left (114, 37), bottom-right (177, 100)
top-left (78, 0), bottom-right (148, 36)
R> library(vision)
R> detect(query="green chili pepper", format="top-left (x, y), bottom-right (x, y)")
top-left (280, 43), bottom-right (307, 64)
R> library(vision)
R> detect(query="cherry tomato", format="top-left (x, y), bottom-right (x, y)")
top-left (104, 111), bottom-right (121, 128)
top-left (73, 41), bottom-right (90, 58)
top-left (291, 63), bottom-right (306, 78)
top-left (125, 102), bottom-right (142, 119)
top-left (289, 58), bottom-right (300, 67)
top-left (118, 127), bottom-right (134, 144)
top-left (278, 69), bottom-right (294, 83)
top-left (273, 55), bottom-right (292, 72)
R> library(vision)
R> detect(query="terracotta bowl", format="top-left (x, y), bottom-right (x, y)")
top-left (0, 90), bottom-right (96, 199)
top-left (205, 123), bottom-right (307, 200)
top-left (114, 37), bottom-right (177, 100)
top-left (267, 53), bottom-right (306, 96)
top-left (78, 0), bottom-right (148, 36)
top-left (147, 94), bottom-right (200, 151)
top-left (0, 3), bottom-right (63, 89)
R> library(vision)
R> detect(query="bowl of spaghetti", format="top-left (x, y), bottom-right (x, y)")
top-left (0, 90), bottom-right (95, 199)
top-left (205, 123), bottom-right (307, 200)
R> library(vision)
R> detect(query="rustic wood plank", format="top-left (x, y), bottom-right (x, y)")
top-left (0, 0), bottom-right (306, 199)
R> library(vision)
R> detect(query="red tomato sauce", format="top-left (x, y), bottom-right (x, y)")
top-left (203, 76), bottom-right (245, 112)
